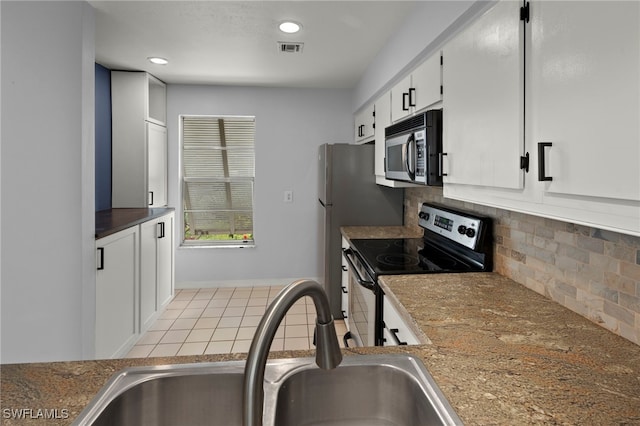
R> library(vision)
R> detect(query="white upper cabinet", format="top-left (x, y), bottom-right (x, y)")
top-left (354, 103), bottom-right (375, 144)
top-left (442, 0), bottom-right (524, 190)
top-left (111, 71), bottom-right (168, 208)
top-left (442, 0), bottom-right (640, 236)
top-left (391, 53), bottom-right (443, 123)
top-left (531, 1), bottom-right (640, 202)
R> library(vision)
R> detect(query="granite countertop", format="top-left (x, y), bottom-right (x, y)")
top-left (2, 226), bottom-right (639, 424)
top-left (95, 208), bottom-right (175, 239)
top-left (379, 273), bottom-right (640, 425)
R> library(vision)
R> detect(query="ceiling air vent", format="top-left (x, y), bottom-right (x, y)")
top-left (278, 42), bottom-right (304, 54)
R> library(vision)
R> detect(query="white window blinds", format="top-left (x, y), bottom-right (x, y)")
top-left (181, 116), bottom-right (255, 245)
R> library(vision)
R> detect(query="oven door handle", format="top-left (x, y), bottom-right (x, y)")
top-left (342, 248), bottom-right (376, 290)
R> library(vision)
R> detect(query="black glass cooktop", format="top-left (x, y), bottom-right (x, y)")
top-left (349, 238), bottom-right (477, 279)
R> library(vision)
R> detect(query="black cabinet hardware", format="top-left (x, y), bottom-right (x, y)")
top-left (148, 191), bottom-right (154, 206)
top-left (97, 247), bottom-right (104, 270)
top-left (408, 88), bottom-right (416, 107)
top-left (520, 152), bottom-right (530, 172)
top-left (389, 328), bottom-right (408, 345)
top-left (537, 142), bottom-right (553, 181)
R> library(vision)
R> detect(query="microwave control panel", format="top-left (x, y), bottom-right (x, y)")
top-left (414, 130), bottom-right (425, 177)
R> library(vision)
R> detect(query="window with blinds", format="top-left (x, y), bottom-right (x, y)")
top-left (181, 115), bottom-right (255, 246)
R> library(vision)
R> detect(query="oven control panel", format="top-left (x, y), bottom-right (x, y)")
top-left (418, 203), bottom-right (484, 250)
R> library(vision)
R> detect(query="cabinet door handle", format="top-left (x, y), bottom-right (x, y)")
top-left (438, 152), bottom-right (448, 177)
top-left (389, 328), bottom-right (408, 345)
top-left (341, 265), bottom-right (348, 272)
top-left (157, 221), bottom-right (165, 238)
top-left (402, 92), bottom-right (410, 111)
top-left (341, 285), bottom-right (348, 294)
top-left (148, 191), bottom-right (154, 206)
top-left (341, 310), bottom-right (347, 319)
top-left (408, 87), bottom-right (416, 107)
top-left (97, 247), bottom-right (104, 270)
top-left (537, 142), bottom-right (553, 181)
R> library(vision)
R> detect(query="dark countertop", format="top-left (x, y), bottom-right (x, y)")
top-left (95, 208), bottom-right (174, 239)
top-left (2, 226), bottom-right (639, 425)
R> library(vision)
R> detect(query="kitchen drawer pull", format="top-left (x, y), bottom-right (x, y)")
top-left (341, 285), bottom-right (348, 294)
top-left (537, 142), bottom-right (553, 181)
top-left (97, 247), bottom-right (104, 270)
top-left (341, 265), bottom-right (348, 272)
top-left (389, 328), bottom-right (408, 346)
top-left (341, 310), bottom-right (347, 319)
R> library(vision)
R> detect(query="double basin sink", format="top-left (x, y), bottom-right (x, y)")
top-left (73, 354), bottom-right (462, 426)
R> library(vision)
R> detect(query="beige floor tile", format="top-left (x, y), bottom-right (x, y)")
top-left (179, 308), bottom-right (204, 319)
top-left (186, 299), bottom-right (210, 309)
top-left (208, 299), bottom-right (229, 308)
top-left (186, 328), bottom-right (215, 342)
top-left (269, 338), bottom-right (284, 351)
top-left (287, 303), bottom-right (307, 315)
top-left (218, 317), bottom-right (242, 328)
top-left (150, 343), bottom-right (181, 357)
top-left (247, 297), bottom-right (269, 307)
top-left (137, 330), bottom-right (165, 345)
top-left (240, 316), bottom-right (262, 327)
top-left (201, 307), bottom-right (225, 318)
top-left (194, 317), bottom-right (220, 329)
top-left (160, 330), bottom-right (190, 344)
top-left (232, 290), bottom-right (252, 299)
top-left (126, 345), bottom-right (155, 358)
top-left (160, 309), bottom-right (182, 320)
top-left (223, 306), bottom-right (246, 317)
top-left (250, 289), bottom-right (270, 298)
top-left (285, 313), bottom-right (308, 325)
top-left (236, 327), bottom-right (257, 340)
top-left (244, 306), bottom-right (266, 316)
top-left (173, 292), bottom-right (196, 302)
top-left (232, 340), bottom-right (252, 353)
top-left (211, 328), bottom-right (238, 341)
top-left (284, 337), bottom-right (310, 351)
top-left (227, 298), bottom-right (248, 307)
top-left (170, 318), bottom-right (198, 330)
top-left (167, 300), bottom-right (190, 310)
top-left (205, 341), bottom-right (233, 355)
top-left (177, 342), bottom-right (207, 356)
top-left (194, 290), bottom-right (216, 300)
top-left (149, 319), bottom-right (175, 331)
top-left (285, 325), bottom-right (308, 338)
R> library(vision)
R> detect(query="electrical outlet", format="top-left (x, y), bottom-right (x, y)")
top-left (284, 190), bottom-right (293, 203)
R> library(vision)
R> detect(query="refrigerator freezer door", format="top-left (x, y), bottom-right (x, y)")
top-left (318, 144), bottom-right (332, 206)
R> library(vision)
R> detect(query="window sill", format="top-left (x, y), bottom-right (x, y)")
top-left (178, 243), bottom-right (256, 250)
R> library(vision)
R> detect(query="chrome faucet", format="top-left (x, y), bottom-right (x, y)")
top-left (242, 279), bottom-right (343, 426)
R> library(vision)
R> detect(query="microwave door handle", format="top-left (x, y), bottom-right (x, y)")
top-left (405, 135), bottom-right (416, 180)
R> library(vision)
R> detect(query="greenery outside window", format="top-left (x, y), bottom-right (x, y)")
top-left (181, 115), bottom-right (255, 246)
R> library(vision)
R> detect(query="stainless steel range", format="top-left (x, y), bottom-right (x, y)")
top-left (342, 202), bottom-right (492, 346)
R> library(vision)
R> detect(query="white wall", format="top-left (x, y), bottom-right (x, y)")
top-left (352, 0), bottom-right (488, 112)
top-left (167, 85), bottom-right (353, 287)
top-left (0, 1), bottom-right (95, 363)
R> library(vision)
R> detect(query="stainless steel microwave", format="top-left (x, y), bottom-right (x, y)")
top-left (384, 109), bottom-right (443, 186)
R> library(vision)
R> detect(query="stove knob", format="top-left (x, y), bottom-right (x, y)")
top-left (419, 212), bottom-right (430, 221)
top-left (457, 225), bottom-right (467, 235)
top-left (466, 228), bottom-right (476, 238)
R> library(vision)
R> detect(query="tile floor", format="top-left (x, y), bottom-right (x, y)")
top-left (126, 286), bottom-right (348, 358)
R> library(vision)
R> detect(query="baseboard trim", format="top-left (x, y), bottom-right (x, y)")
top-left (176, 277), bottom-right (322, 290)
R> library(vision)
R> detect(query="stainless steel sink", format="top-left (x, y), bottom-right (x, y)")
top-left (73, 355), bottom-right (462, 426)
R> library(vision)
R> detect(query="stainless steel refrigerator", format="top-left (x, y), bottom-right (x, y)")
top-left (318, 143), bottom-right (404, 318)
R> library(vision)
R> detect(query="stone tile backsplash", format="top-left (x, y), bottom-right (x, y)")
top-left (405, 187), bottom-right (640, 345)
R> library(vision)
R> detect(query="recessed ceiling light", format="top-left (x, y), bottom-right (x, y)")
top-left (148, 57), bottom-right (168, 65)
top-left (279, 21), bottom-right (301, 34)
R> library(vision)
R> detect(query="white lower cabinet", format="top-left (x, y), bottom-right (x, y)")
top-left (95, 226), bottom-right (139, 359)
top-left (382, 296), bottom-right (419, 347)
top-left (96, 212), bottom-right (175, 358)
top-left (140, 212), bottom-right (175, 332)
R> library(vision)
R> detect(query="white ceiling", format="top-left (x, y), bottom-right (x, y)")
top-left (90, 1), bottom-right (419, 89)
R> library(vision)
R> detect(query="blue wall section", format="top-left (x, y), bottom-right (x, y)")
top-left (95, 63), bottom-right (111, 211)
